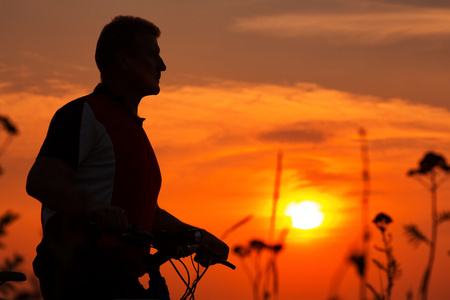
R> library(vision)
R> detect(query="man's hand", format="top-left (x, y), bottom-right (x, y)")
top-left (88, 202), bottom-right (129, 234)
top-left (194, 230), bottom-right (229, 267)
top-left (152, 206), bottom-right (230, 267)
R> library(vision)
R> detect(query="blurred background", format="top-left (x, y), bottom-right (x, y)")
top-left (1, 1), bottom-right (450, 299)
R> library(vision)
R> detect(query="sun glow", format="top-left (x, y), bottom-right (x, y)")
top-left (285, 200), bottom-right (325, 230)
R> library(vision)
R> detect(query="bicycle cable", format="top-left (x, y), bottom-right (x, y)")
top-left (188, 256), bottom-right (208, 298)
top-left (168, 254), bottom-right (211, 300)
top-left (169, 257), bottom-right (194, 299)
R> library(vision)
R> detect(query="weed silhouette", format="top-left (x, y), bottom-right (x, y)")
top-left (233, 236), bottom-right (286, 300)
top-left (404, 151), bottom-right (450, 300)
top-left (358, 128), bottom-right (371, 300)
top-left (231, 151), bottom-right (286, 300)
top-left (0, 211), bottom-right (24, 299)
top-left (0, 115), bottom-right (18, 175)
top-left (366, 212), bottom-right (401, 300)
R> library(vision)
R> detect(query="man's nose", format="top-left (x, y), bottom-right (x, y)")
top-left (159, 57), bottom-right (166, 71)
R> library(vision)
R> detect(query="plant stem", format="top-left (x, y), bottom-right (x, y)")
top-left (421, 170), bottom-right (438, 300)
top-left (382, 231), bottom-right (392, 300)
top-left (269, 151), bottom-right (282, 242)
top-left (359, 129), bottom-right (370, 300)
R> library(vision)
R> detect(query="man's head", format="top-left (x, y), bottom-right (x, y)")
top-left (95, 16), bottom-right (166, 96)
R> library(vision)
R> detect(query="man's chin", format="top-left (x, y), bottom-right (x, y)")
top-left (145, 85), bottom-right (160, 96)
top-left (153, 86), bottom-right (161, 95)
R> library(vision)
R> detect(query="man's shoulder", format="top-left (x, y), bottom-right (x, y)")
top-left (58, 92), bottom-right (95, 111)
top-left (55, 88), bottom-right (109, 117)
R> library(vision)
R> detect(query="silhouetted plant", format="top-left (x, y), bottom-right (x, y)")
top-left (0, 115), bottom-right (19, 176)
top-left (221, 215), bottom-right (252, 240)
top-left (10, 276), bottom-right (42, 300)
top-left (328, 248), bottom-right (366, 300)
top-left (233, 237), bottom-right (285, 300)
top-left (231, 151), bottom-right (286, 300)
top-left (404, 151), bottom-right (450, 300)
top-left (0, 211), bottom-right (19, 248)
top-left (328, 129), bottom-right (371, 300)
top-left (0, 211), bottom-right (25, 299)
top-left (0, 117), bottom-right (18, 135)
top-left (0, 212), bottom-right (42, 300)
top-left (358, 128), bottom-right (371, 300)
top-left (366, 212), bottom-right (401, 300)
top-left (349, 252), bottom-right (366, 279)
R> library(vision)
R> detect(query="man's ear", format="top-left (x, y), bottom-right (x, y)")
top-left (115, 50), bottom-right (130, 70)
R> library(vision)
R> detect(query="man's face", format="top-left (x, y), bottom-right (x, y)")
top-left (126, 32), bottom-right (166, 96)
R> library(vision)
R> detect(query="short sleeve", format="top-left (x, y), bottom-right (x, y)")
top-left (37, 99), bottom-right (85, 169)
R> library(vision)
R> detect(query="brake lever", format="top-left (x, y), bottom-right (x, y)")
top-left (193, 246), bottom-right (236, 270)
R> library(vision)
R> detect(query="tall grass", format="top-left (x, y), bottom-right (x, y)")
top-left (232, 151), bottom-right (286, 300)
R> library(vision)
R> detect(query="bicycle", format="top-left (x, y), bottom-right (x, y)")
top-left (121, 225), bottom-right (235, 300)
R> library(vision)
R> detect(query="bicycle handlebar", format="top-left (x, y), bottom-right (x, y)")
top-left (123, 225), bottom-right (236, 270)
top-left (121, 225), bottom-right (235, 300)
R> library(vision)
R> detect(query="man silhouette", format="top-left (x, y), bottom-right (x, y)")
top-left (27, 16), bottom-right (229, 300)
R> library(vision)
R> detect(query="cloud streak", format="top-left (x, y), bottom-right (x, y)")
top-left (0, 51), bottom-right (95, 97)
top-left (233, 8), bottom-right (450, 44)
top-left (258, 128), bottom-right (327, 144)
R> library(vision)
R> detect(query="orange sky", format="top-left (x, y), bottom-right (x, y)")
top-left (2, 1), bottom-right (450, 299)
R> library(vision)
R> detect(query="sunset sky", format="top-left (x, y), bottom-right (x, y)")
top-left (1, 0), bottom-right (450, 299)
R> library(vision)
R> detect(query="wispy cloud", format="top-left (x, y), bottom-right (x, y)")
top-left (258, 128), bottom-right (327, 144)
top-left (0, 51), bottom-right (94, 97)
top-left (233, 8), bottom-right (450, 44)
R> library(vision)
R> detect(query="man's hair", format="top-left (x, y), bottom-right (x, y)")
top-left (95, 16), bottom-right (161, 73)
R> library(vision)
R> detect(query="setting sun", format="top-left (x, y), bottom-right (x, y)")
top-left (285, 200), bottom-right (325, 230)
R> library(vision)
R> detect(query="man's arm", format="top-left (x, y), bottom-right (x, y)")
top-left (26, 156), bottom-right (128, 232)
top-left (153, 205), bottom-right (229, 265)
top-left (152, 205), bottom-right (198, 232)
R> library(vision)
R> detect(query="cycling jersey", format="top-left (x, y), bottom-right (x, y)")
top-left (38, 84), bottom-right (161, 234)
top-left (35, 84), bottom-right (161, 277)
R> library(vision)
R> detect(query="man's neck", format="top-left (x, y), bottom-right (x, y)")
top-left (101, 79), bottom-right (141, 116)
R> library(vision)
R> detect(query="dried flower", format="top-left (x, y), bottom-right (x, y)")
top-left (373, 212), bottom-right (393, 232)
top-left (250, 239), bottom-right (267, 252)
top-left (408, 152), bottom-right (450, 175)
top-left (271, 244), bottom-right (283, 254)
